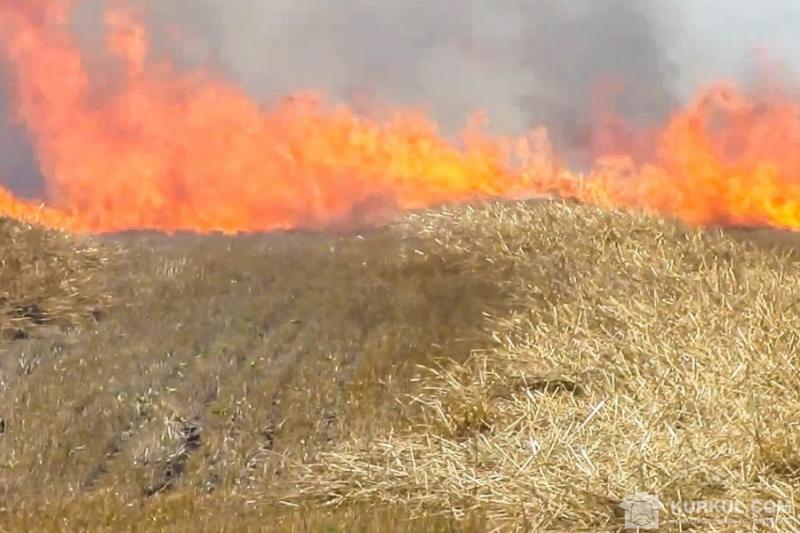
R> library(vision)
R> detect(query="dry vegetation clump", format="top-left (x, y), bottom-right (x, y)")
top-left (0, 217), bottom-right (113, 339)
top-left (291, 201), bottom-right (800, 530)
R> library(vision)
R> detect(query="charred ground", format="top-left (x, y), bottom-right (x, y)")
top-left (1, 200), bottom-right (800, 531)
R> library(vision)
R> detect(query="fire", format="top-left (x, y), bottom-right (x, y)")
top-left (1, 2), bottom-right (800, 234)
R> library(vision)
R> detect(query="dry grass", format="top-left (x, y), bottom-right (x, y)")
top-left (289, 202), bottom-right (800, 531)
top-left (2, 201), bottom-right (800, 531)
top-left (0, 213), bottom-right (510, 531)
top-left (0, 218), bottom-right (113, 340)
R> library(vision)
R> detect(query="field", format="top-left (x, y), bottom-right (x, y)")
top-left (1, 200), bottom-right (800, 531)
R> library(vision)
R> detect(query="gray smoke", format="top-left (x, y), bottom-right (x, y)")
top-left (126, 0), bottom-right (683, 166)
top-left (0, 76), bottom-right (41, 197)
top-left (2, 1), bottom-right (799, 196)
top-left (138, 1), bottom-right (680, 137)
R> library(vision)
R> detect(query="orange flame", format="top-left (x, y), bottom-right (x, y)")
top-left (2, 2), bottom-right (800, 234)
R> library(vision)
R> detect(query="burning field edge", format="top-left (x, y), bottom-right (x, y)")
top-left (1, 199), bottom-right (800, 531)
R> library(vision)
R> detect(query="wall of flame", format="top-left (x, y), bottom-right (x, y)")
top-left (2, 2), bottom-right (800, 233)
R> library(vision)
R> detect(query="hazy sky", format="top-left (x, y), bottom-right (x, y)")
top-left (678, 2), bottom-right (800, 92)
top-left (2, 1), bottom-right (800, 195)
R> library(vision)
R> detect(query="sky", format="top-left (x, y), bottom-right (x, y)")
top-left (2, 1), bottom-right (800, 196)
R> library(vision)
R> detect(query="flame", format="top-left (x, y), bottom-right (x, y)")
top-left (2, 2), bottom-right (800, 234)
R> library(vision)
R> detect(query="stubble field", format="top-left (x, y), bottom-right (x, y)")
top-left (1, 200), bottom-right (799, 531)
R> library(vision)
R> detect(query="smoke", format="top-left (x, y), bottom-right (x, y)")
top-left (122, 0), bottom-right (683, 167)
top-left (0, 74), bottom-right (40, 198)
top-left (1, 1), bottom-right (798, 196)
top-left (136, 1), bottom-right (679, 136)
top-left (514, 1), bottom-right (680, 162)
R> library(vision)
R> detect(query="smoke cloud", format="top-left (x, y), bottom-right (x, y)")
top-left (0, 73), bottom-right (40, 197)
top-left (1, 1), bottom-right (799, 196)
top-left (136, 1), bottom-right (679, 137)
